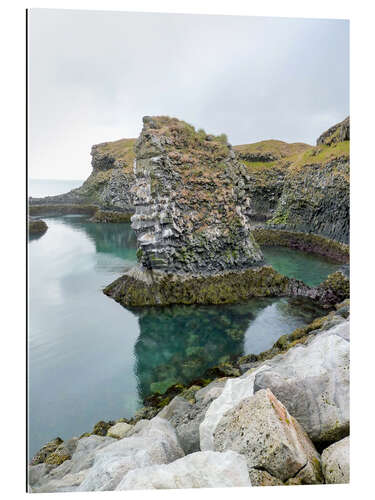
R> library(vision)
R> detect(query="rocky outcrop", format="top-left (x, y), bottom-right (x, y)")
top-left (131, 116), bottom-right (263, 273)
top-left (116, 450), bottom-right (251, 489)
top-left (29, 138), bottom-right (137, 219)
top-left (234, 140), bottom-right (311, 222)
top-left (268, 118), bottom-right (349, 243)
top-left (321, 436), bottom-right (350, 484)
top-left (317, 117), bottom-right (350, 146)
top-left (213, 389), bottom-right (323, 484)
top-left (28, 217), bottom-right (48, 236)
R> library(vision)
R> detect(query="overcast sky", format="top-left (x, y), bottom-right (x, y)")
top-left (28, 9), bottom-right (349, 180)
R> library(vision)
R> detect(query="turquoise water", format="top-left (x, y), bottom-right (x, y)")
top-left (28, 215), bottom-right (335, 459)
top-left (263, 246), bottom-right (341, 287)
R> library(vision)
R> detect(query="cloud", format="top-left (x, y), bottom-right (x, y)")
top-left (28, 9), bottom-right (349, 179)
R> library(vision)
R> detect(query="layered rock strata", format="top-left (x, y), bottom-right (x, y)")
top-left (268, 117), bottom-right (349, 243)
top-left (131, 116), bottom-right (263, 273)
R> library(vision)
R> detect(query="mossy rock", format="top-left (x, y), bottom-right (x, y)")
top-left (91, 209), bottom-right (132, 223)
top-left (28, 217), bottom-right (48, 235)
top-left (92, 420), bottom-right (114, 436)
top-left (30, 437), bottom-right (63, 465)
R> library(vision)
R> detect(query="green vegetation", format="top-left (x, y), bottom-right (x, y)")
top-left (95, 137), bottom-right (136, 170)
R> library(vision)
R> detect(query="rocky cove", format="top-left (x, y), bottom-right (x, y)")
top-left (28, 115), bottom-right (350, 491)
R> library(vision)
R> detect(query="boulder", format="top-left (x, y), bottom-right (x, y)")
top-left (214, 389), bottom-right (322, 484)
top-left (158, 395), bottom-right (211, 455)
top-left (254, 321), bottom-right (349, 446)
top-left (107, 422), bottom-right (133, 439)
top-left (200, 364), bottom-right (270, 451)
top-left (30, 437), bottom-right (63, 465)
top-left (77, 417), bottom-right (184, 491)
top-left (117, 450), bottom-right (251, 489)
top-left (322, 436), bottom-right (350, 484)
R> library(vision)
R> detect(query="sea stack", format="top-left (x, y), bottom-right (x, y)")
top-left (104, 116), bottom-right (271, 306)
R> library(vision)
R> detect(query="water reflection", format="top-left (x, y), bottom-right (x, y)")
top-left (130, 297), bottom-right (325, 399)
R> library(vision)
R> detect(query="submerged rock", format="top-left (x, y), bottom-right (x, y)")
top-left (321, 436), bottom-right (350, 484)
top-left (213, 389), bottom-right (322, 484)
top-left (116, 450), bottom-right (251, 489)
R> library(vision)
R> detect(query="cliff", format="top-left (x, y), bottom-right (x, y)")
top-left (233, 140), bottom-right (311, 222)
top-left (268, 117), bottom-right (350, 243)
top-left (29, 138), bottom-right (136, 215)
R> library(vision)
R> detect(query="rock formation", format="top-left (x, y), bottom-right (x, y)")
top-left (29, 138), bottom-right (136, 219)
top-left (268, 117), bottom-right (350, 243)
top-left (28, 217), bottom-right (48, 236)
top-left (131, 116), bottom-right (263, 273)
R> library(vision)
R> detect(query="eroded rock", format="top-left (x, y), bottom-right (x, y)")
top-left (213, 389), bottom-right (322, 484)
top-left (116, 450), bottom-right (251, 489)
top-left (254, 321), bottom-right (350, 446)
top-left (322, 436), bottom-right (350, 484)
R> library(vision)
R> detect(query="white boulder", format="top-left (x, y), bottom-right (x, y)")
top-left (117, 450), bottom-right (251, 489)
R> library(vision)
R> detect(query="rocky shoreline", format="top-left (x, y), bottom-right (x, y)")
top-left (28, 115), bottom-right (350, 491)
top-left (28, 299), bottom-right (350, 491)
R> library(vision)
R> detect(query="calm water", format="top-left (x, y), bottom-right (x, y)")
top-left (28, 215), bottom-right (339, 459)
top-left (263, 246), bottom-right (341, 287)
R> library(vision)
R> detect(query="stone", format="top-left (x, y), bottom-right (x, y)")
top-left (200, 364), bottom-right (270, 451)
top-left (254, 321), bottom-right (350, 446)
top-left (158, 396), bottom-right (212, 455)
top-left (28, 463), bottom-right (51, 487)
top-left (32, 471), bottom-right (88, 493)
top-left (248, 469), bottom-right (283, 487)
top-left (116, 450), bottom-right (251, 489)
top-left (77, 417), bottom-right (184, 491)
top-left (214, 389), bottom-right (322, 484)
top-left (194, 378), bottom-right (228, 405)
top-left (107, 422), bottom-right (133, 439)
top-left (30, 437), bottom-right (63, 465)
top-left (92, 420), bottom-right (114, 436)
top-left (322, 436), bottom-right (350, 484)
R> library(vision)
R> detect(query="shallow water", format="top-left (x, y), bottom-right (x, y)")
top-left (28, 216), bottom-right (338, 458)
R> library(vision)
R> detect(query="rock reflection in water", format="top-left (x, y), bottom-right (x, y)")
top-left (132, 297), bottom-right (327, 400)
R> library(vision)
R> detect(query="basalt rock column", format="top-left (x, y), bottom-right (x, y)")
top-left (130, 116), bottom-right (264, 274)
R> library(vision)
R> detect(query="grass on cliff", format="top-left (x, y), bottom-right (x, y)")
top-left (288, 140), bottom-right (350, 171)
top-left (233, 139), bottom-right (311, 159)
top-left (95, 138), bottom-right (136, 169)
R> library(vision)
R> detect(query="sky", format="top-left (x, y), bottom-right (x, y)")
top-left (28, 9), bottom-right (349, 180)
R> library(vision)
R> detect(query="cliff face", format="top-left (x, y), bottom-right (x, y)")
top-left (29, 138), bottom-right (137, 213)
top-left (233, 141), bottom-right (311, 222)
top-left (268, 117), bottom-right (350, 243)
top-left (130, 116), bottom-right (263, 274)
